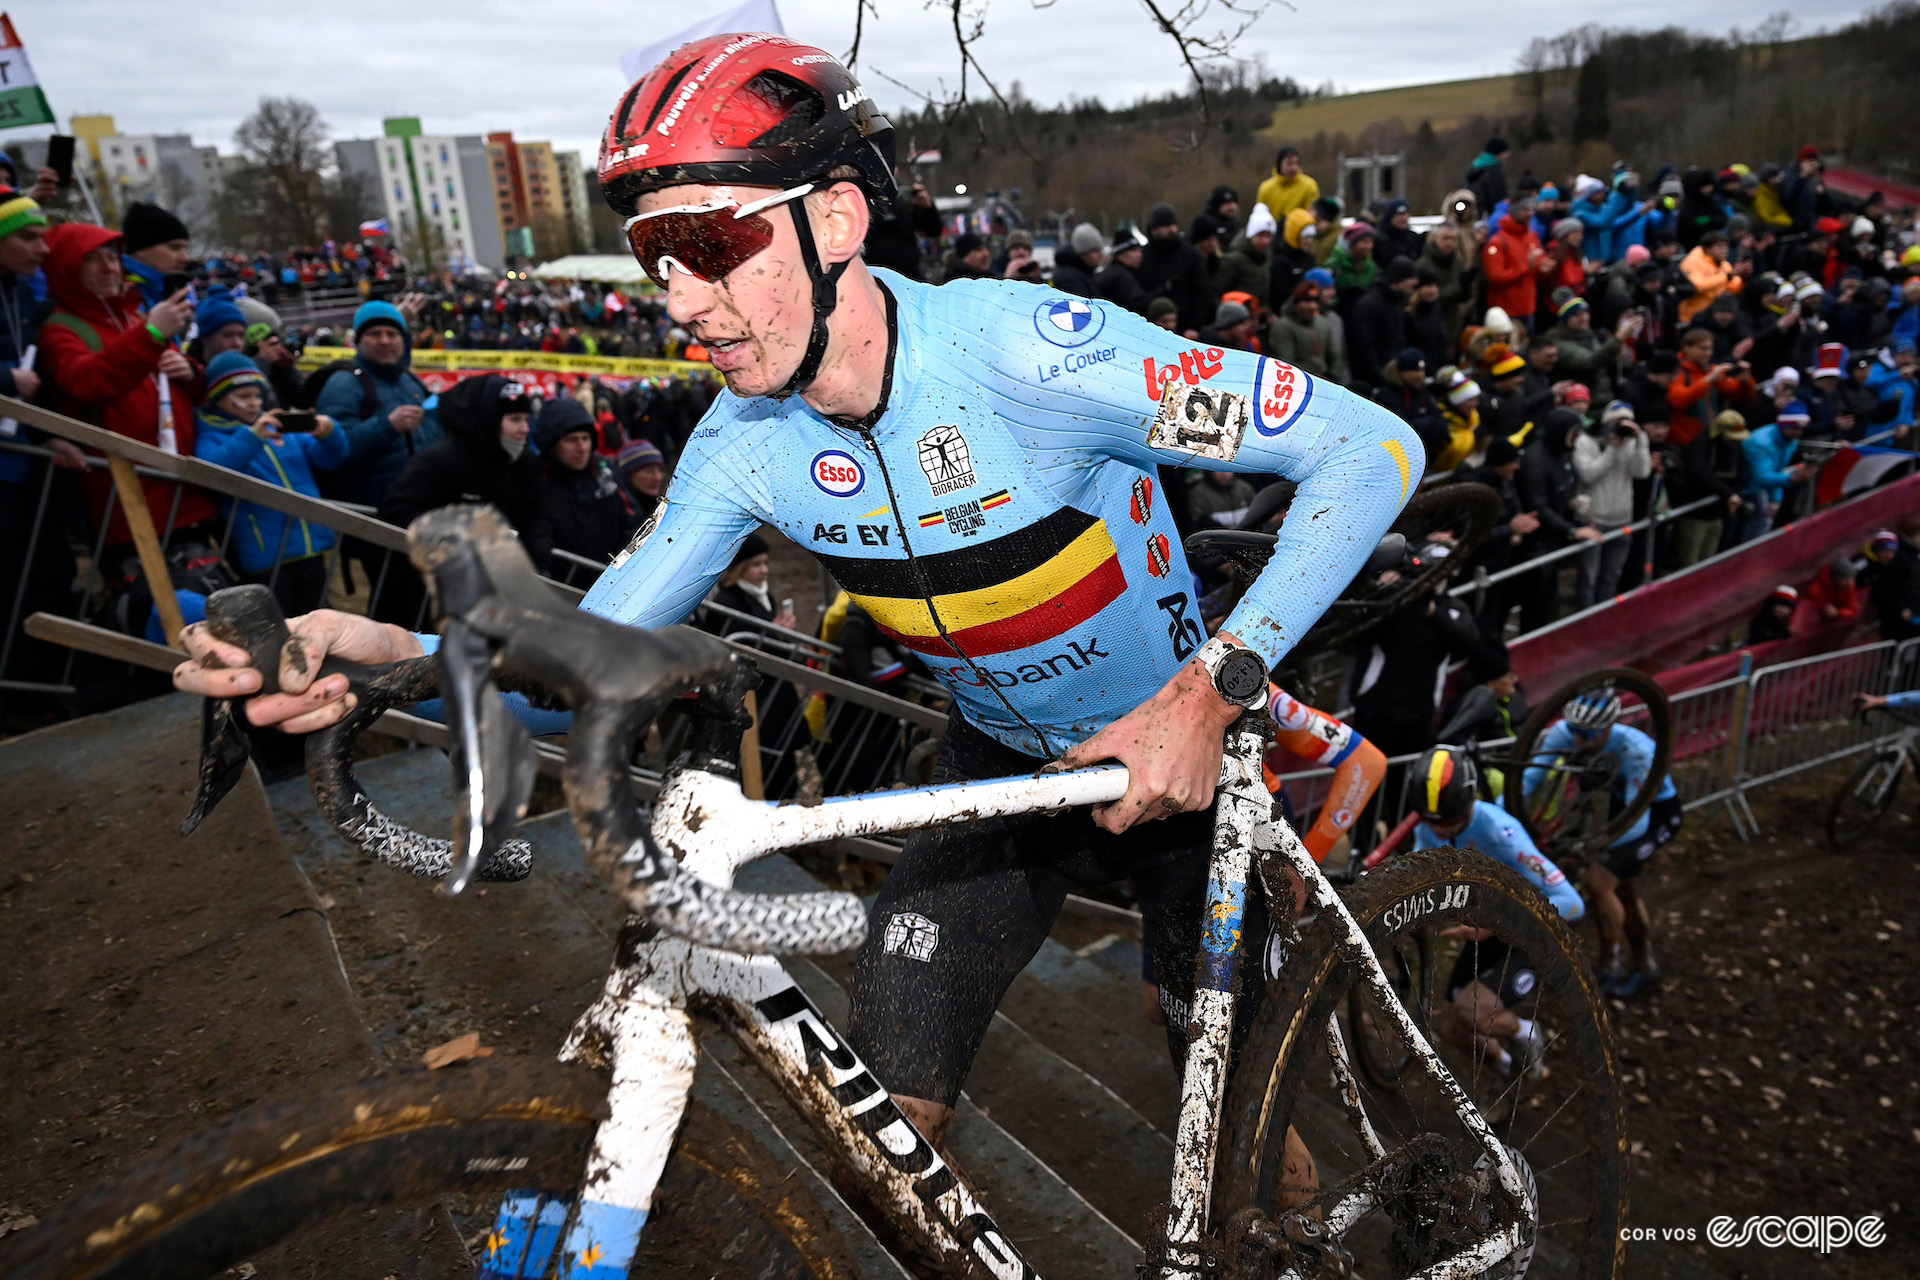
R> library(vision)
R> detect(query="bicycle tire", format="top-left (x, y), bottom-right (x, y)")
top-left (1296, 482), bottom-right (1504, 655)
top-left (1826, 747), bottom-right (1906, 850)
top-left (1508, 667), bottom-right (1672, 867)
top-left (1344, 927), bottom-right (1431, 1091)
top-left (1216, 849), bottom-right (1626, 1279)
top-left (5, 1058), bottom-right (863, 1280)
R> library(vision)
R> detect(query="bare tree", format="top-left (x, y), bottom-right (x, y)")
top-left (231, 97), bottom-right (332, 246)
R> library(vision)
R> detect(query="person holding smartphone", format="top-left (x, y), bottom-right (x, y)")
top-left (120, 202), bottom-right (193, 309)
top-left (192, 351), bottom-right (343, 614)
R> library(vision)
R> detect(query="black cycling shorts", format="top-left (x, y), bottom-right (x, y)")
top-left (1598, 794), bottom-right (1684, 881)
top-left (846, 716), bottom-right (1270, 1106)
top-left (1446, 937), bottom-right (1540, 1009)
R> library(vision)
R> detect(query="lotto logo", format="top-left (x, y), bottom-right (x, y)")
top-left (811, 449), bottom-right (865, 497)
top-left (1142, 347), bottom-right (1225, 402)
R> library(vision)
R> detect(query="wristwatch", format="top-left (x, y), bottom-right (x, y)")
top-left (1195, 636), bottom-right (1268, 711)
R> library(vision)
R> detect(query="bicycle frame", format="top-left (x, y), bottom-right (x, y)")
top-left (475, 720), bottom-right (1533, 1280)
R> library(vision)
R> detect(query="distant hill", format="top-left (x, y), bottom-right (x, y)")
top-left (1261, 73), bottom-right (1534, 149)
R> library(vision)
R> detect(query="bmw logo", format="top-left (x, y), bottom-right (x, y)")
top-left (1033, 296), bottom-right (1105, 348)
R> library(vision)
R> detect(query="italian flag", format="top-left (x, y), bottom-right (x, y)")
top-left (0, 16), bottom-right (54, 130)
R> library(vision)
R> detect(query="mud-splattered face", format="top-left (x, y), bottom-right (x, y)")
top-left (635, 182), bottom-right (818, 398)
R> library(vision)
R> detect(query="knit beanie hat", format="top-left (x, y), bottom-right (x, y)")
top-left (1776, 400), bottom-right (1811, 428)
top-left (203, 350), bottom-right (266, 408)
top-left (1488, 349), bottom-right (1526, 379)
top-left (244, 322), bottom-right (276, 348)
top-left (1303, 267), bottom-right (1335, 289)
top-left (1448, 378), bottom-right (1482, 407)
top-left (1147, 296), bottom-right (1179, 322)
top-left (1483, 306), bottom-right (1514, 335)
top-left (1483, 437), bottom-right (1520, 467)
top-left (1244, 204), bottom-right (1278, 240)
top-left (1771, 584), bottom-right (1799, 605)
top-left (1600, 400), bottom-right (1635, 426)
top-left (1557, 294), bottom-right (1589, 320)
top-left (1069, 222), bottom-right (1104, 256)
top-left (1213, 300), bottom-right (1251, 329)
top-left (123, 201), bottom-right (190, 253)
top-left (1147, 203), bottom-right (1179, 231)
top-left (1624, 244), bottom-right (1650, 267)
top-left (195, 288), bottom-right (247, 337)
top-left (1342, 222), bottom-right (1376, 247)
top-left (0, 188), bottom-right (47, 240)
top-left (617, 439), bottom-right (665, 473)
top-left (1551, 217), bottom-right (1583, 242)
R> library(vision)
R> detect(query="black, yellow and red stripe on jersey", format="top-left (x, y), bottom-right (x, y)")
top-left (818, 506), bottom-right (1124, 658)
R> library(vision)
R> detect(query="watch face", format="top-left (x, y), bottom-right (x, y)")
top-left (1216, 648), bottom-right (1267, 704)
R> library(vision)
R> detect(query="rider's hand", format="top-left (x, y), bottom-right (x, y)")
top-left (1051, 635), bottom-right (1244, 834)
top-left (172, 609), bottom-right (424, 733)
top-left (1854, 692), bottom-right (1889, 712)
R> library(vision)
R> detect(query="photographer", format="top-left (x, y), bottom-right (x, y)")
top-left (1572, 401), bottom-right (1651, 605)
top-left (1672, 410), bottom-right (1751, 567)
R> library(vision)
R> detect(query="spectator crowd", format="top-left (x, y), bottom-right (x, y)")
top-left (2, 135), bottom-right (1918, 744)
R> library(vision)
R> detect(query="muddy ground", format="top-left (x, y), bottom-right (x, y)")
top-left (1598, 766), bottom-right (1917, 1277)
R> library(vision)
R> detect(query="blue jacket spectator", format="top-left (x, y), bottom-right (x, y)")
top-left (1865, 342), bottom-right (1917, 433)
top-left (1741, 409), bottom-right (1805, 508)
top-left (193, 351), bottom-right (347, 574)
top-left (120, 200), bottom-right (191, 309)
top-left (312, 299), bottom-right (439, 507)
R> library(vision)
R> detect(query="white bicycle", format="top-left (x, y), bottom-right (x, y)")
top-left (10, 507), bottom-right (1626, 1280)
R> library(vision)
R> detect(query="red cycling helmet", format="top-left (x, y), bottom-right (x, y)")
top-left (599, 33), bottom-right (896, 218)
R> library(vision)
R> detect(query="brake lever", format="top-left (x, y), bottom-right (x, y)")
top-left (440, 617), bottom-right (537, 894)
top-left (181, 585), bottom-right (296, 836)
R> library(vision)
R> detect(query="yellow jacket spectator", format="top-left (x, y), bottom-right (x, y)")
top-left (1255, 146), bottom-right (1321, 223)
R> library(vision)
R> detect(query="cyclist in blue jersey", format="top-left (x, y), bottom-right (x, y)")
top-left (1522, 686), bottom-right (1681, 999)
top-left (172, 34), bottom-right (1420, 1174)
top-left (1411, 745), bottom-right (1582, 1078)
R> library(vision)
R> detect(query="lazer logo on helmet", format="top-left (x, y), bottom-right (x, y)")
top-left (837, 85), bottom-right (873, 111)
top-left (811, 449), bottom-right (866, 497)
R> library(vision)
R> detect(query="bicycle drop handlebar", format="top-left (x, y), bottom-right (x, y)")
top-left (198, 505), bottom-right (868, 957)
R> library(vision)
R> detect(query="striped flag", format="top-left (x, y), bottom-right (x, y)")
top-left (0, 16), bottom-right (54, 130)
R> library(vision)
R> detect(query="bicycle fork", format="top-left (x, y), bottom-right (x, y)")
top-left (1162, 719), bottom-right (1272, 1279)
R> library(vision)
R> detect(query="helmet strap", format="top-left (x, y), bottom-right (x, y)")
top-left (778, 196), bottom-right (848, 398)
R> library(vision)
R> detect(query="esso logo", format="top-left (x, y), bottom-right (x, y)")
top-left (1255, 356), bottom-right (1315, 436)
top-left (811, 449), bottom-right (865, 497)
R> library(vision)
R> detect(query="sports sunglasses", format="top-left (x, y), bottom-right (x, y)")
top-left (624, 184), bottom-right (813, 289)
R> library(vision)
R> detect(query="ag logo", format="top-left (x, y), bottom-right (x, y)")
top-left (811, 449), bottom-right (865, 498)
top-left (1156, 592), bottom-right (1203, 661)
top-left (1033, 296), bottom-right (1106, 348)
top-left (1255, 356), bottom-right (1315, 436)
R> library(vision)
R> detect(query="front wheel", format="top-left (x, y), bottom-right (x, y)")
top-left (1827, 748), bottom-right (1907, 849)
top-left (1216, 849), bottom-right (1626, 1279)
top-left (4, 1059), bottom-right (864, 1280)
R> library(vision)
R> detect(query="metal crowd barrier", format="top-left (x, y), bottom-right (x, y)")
top-left (1267, 640), bottom-right (1920, 856)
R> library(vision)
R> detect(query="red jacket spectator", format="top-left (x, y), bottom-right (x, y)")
top-left (1804, 560), bottom-right (1863, 625)
top-left (40, 221), bottom-right (212, 546)
top-left (1482, 210), bottom-right (1543, 323)
top-left (1666, 345), bottom-right (1753, 447)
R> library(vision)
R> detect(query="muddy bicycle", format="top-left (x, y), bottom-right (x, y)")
top-left (10, 506), bottom-right (1626, 1280)
top-left (1827, 695), bottom-right (1920, 849)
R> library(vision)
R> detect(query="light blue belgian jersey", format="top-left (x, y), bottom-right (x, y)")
top-left (1415, 801), bottom-right (1585, 920)
top-left (583, 270), bottom-right (1422, 756)
top-left (1523, 721), bottom-right (1677, 848)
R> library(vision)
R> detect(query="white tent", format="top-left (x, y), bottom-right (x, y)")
top-left (527, 255), bottom-right (657, 286)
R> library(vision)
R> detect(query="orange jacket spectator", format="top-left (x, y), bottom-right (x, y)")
top-left (1804, 559), bottom-right (1863, 625)
top-left (1677, 236), bottom-right (1744, 324)
top-left (40, 221), bottom-right (212, 547)
top-left (1667, 343), bottom-right (1753, 447)
top-left (1481, 209), bottom-right (1543, 322)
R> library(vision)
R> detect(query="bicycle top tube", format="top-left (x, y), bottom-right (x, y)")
top-left (653, 762), bottom-right (1132, 878)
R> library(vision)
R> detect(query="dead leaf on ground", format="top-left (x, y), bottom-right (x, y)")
top-left (0, 1206), bottom-right (39, 1238)
top-left (422, 1031), bottom-right (493, 1070)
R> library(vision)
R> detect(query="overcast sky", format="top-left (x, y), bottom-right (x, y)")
top-left (18, 0), bottom-right (1882, 164)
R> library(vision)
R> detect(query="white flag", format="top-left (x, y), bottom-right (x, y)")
top-left (619, 0), bottom-right (785, 85)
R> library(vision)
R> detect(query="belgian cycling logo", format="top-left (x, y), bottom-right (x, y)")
top-left (1255, 355), bottom-right (1315, 436)
top-left (1033, 296), bottom-right (1106, 348)
top-left (883, 911), bottom-right (940, 962)
top-left (811, 449), bottom-right (866, 497)
top-left (918, 425), bottom-right (976, 497)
